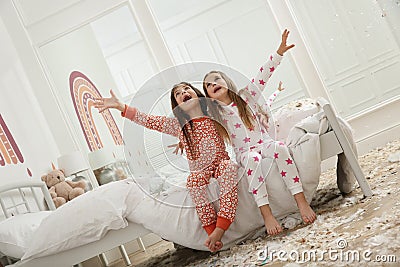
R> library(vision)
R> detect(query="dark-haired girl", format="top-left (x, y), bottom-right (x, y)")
top-left (95, 83), bottom-right (238, 252)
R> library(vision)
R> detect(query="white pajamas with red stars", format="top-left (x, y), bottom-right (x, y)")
top-left (222, 52), bottom-right (303, 207)
top-left (122, 107), bottom-right (238, 235)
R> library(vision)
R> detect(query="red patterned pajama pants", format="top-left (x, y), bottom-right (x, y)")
top-left (186, 159), bottom-right (238, 235)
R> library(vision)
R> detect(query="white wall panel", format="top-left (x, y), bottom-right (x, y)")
top-left (213, 8), bottom-right (279, 75)
top-left (212, 6), bottom-right (306, 105)
top-left (376, 0), bottom-right (400, 46)
top-left (0, 16), bottom-right (59, 184)
top-left (292, 0), bottom-right (361, 80)
top-left (151, 0), bottom-right (307, 108)
top-left (288, 0), bottom-right (400, 117)
top-left (105, 41), bottom-right (156, 97)
top-left (340, 76), bottom-right (375, 112)
top-left (340, 0), bottom-right (397, 62)
top-left (17, 0), bottom-right (126, 45)
top-left (169, 46), bottom-right (185, 65)
top-left (184, 34), bottom-right (218, 63)
top-left (372, 61), bottom-right (400, 98)
top-left (13, 0), bottom-right (80, 26)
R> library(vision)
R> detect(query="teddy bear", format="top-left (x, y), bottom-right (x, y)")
top-left (41, 169), bottom-right (87, 208)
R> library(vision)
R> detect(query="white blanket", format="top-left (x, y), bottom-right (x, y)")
top-left (22, 181), bottom-right (135, 260)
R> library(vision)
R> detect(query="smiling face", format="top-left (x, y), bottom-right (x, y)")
top-left (173, 84), bottom-right (199, 110)
top-left (173, 84), bottom-right (197, 104)
top-left (203, 72), bottom-right (229, 102)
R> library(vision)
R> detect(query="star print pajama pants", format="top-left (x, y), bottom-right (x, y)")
top-left (239, 140), bottom-right (304, 207)
top-left (186, 159), bottom-right (239, 235)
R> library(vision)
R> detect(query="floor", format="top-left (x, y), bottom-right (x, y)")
top-left (81, 139), bottom-right (400, 267)
top-left (81, 241), bottom-right (175, 267)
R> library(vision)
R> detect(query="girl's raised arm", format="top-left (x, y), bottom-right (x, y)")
top-left (265, 81), bottom-right (284, 108)
top-left (244, 29), bottom-right (294, 103)
top-left (95, 90), bottom-right (180, 137)
top-left (94, 89), bottom-right (125, 113)
top-left (126, 108), bottom-right (180, 137)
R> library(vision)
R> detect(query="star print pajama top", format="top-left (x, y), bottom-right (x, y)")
top-left (122, 106), bottom-right (238, 235)
top-left (223, 52), bottom-right (303, 207)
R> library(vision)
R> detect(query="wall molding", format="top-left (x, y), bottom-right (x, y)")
top-left (348, 96), bottom-right (400, 151)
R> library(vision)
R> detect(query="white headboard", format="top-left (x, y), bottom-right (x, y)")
top-left (0, 181), bottom-right (55, 219)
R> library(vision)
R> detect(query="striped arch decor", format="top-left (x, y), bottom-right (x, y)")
top-left (0, 114), bottom-right (24, 166)
top-left (69, 71), bottom-right (123, 152)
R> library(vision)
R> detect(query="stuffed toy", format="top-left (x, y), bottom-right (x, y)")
top-left (41, 169), bottom-right (86, 208)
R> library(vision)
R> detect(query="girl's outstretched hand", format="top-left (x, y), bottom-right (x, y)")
top-left (94, 89), bottom-right (125, 113)
top-left (277, 29), bottom-right (295, 56)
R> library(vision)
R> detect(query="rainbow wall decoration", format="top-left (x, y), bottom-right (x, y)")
top-left (0, 114), bottom-right (24, 166)
top-left (69, 71), bottom-right (123, 151)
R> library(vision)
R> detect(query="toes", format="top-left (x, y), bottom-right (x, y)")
top-left (268, 228), bottom-right (278, 235)
top-left (208, 242), bottom-right (215, 251)
top-left (310, 215), bottom-right (316, 223)
top-left (303, 214), bottom-right (316, 224)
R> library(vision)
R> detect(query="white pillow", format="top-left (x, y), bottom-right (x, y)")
top-left (157, 164), bottom-right (187, 187)
top-left (133, 174), bottom-right (165, 195)
top-left (0, 211), bottom-right (52, 259)
top-left (133, 159), bottom-right (188, 196)
top-left (273, 98), bottom-right (320, 141)
top-left (21, 180), bottom-right (136, 260)
top-left (134, 172), bottom-right (187, 196)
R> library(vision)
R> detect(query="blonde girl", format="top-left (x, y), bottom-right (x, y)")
top-left (202, 29), bottom-right (316, 235)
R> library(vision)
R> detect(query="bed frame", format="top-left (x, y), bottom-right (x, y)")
top-left (14, 223), bottom-right (150, 267)
top-left (0, 98), bottom-right (372, 267)
top-left (316, 97), bottom-right (372, 197)
top-left (0, 180), bottom-right (150, 267)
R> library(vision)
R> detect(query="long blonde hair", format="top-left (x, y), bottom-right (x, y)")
top-left (203, 71), bottom-right (257, 130)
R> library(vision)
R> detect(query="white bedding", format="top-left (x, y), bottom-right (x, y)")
top-left (133, 163), bottom-right (188, 196)
top-left (0, 211), bottom-right (51, 259)
top-left (21, 180), bottom-right (136, 261)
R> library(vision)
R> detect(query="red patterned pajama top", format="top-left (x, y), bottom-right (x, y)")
top-left (122, 105), bottom-right (238, 235)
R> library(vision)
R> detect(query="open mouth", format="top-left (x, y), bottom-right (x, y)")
top-left (183, 94), bottom-right (192, 102)
top-left (213, 86), bottom-right (222, 93)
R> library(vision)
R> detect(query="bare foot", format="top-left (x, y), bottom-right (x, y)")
top-left (264, 214), bottom-right (283, 235)
top-left (204, 227), bottom-right (225, 252)
top-left (259, 204), bottom-right (283, 235)
top-left (298, 202), bottom-right (316, 224)
top-left (294, 192), bottom-right (316, 224)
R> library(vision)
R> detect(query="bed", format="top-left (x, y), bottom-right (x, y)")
top-left (0, 97), bottom-right (372, 267)
top-left (0, 180), bottom-right (151, 267)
